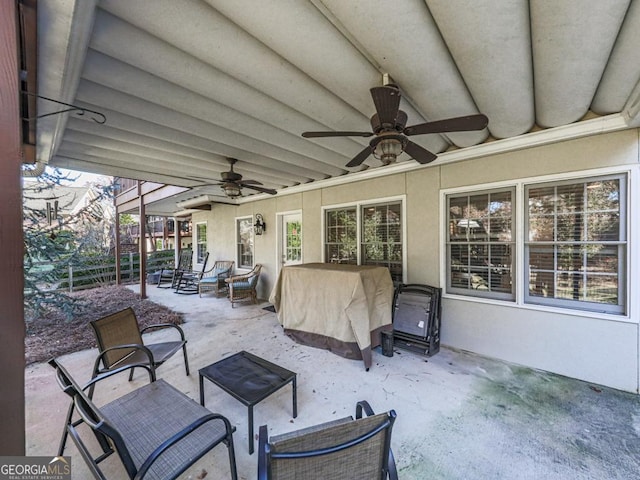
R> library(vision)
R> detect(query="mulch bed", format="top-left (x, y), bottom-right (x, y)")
top-left (25, 285), bottom-right (183, 365)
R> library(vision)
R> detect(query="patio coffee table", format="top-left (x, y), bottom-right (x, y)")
top-left (199, 350), bottom-right (297, 454)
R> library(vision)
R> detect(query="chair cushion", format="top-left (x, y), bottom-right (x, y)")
top-left (200, 276), bottom-right (220, 284)
top-left (232, 281), bottom-right (252, 290)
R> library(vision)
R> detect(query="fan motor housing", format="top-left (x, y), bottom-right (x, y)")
top-left (370, 110), bottom-right (408, 134)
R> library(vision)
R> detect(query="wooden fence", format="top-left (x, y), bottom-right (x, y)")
top-left (28, 250), bottom-right (176, 293)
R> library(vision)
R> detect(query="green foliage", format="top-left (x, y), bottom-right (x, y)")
top-left (23, 168), bottom-right (115, 320)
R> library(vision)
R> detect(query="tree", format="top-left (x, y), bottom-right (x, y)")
top-left (23, 168), bottom-right (115, 320)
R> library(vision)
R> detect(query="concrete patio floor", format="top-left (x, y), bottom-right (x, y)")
top-left (26, 284), bottom-right (640, 479)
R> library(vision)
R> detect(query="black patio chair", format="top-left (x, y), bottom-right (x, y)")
top-left (157, 248), bottom-right (192, 289)
top-left (174, 252), bottom-right (210, 294)
top-left (89, 307), bottom-right (189, 393)
top-left (50, 358), bottom-right (238, 480)
top-left (258, 400), bottom-right (397, 479)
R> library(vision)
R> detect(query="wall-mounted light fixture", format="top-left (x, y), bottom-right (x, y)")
top-left (254, 213), bottom-right (266, 235)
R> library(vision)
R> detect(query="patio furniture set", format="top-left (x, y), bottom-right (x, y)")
top-left (50, 304), bottom-right (399, 479)
top-left (156, 250), bottom-right (263, 307)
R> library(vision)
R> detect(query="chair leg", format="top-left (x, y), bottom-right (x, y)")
top-left (57, 402), bottom-right (75, 455)
top-left (226, 432), bottom-right (238, 480)
top-left (182, 344), bottom-right (190, 376)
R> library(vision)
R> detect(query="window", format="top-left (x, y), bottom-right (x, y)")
top-left (444, 172), bottom-right (628, 315)
top-left (361, 202), bottom-right (403, 282)
top-left (236, 217), bottom-right (254, 268)
top-left (525, 175), bottom-right (626, 314)
top-left (324, 199), bottom-right (405, 282)
top-left (285, 218), bottom-right (303, 263)
top-left (446, 189), bottom-right (515, 300)
top-left (325, 207), bottom-right (357, 264)
top-left (195, 222), bottom-right (207, 263)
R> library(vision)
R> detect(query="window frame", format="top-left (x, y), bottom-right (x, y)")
top-left (445, 187), bottom-right (516, 301)
top-left (322, 195), bottom-right (406, 283)
top-left (360, 201), bottom-right (404, 282)
top-left (440, 168), bottom-right (631, 318)
top-left (324, 206), bottom-right (357, 265)
top-left (195, 222), bottom-right (207, 264)
top-left (524, 174), bottom-right (627, 315)
top-left (235, 216), bottom-right (254, 269)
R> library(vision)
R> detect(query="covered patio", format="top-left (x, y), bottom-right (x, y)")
top-left (26, 286), bottom-right (640, 479)
top-left (3, 0), bottom-right (640, 465)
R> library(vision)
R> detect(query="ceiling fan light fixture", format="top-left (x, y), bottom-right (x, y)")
top-left (374, 137), bottom-right (403, 165)
top-left (223, 183), bottom-right (242, 198)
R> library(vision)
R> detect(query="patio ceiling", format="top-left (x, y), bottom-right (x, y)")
top-left (32, 0), bottom-right (640, 214)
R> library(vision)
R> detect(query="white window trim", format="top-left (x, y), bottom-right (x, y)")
top-left (195, 221), bottom-right (207, 265)
top-left (445, 185), bottom-right (517, 301)
top-left (440, 166), bottom-right (635, 322)
top-left (321, 195), bottom-right (407, 283)
top-left (235, 215), bottom-right (254, 270)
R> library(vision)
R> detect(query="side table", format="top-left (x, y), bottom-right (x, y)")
top-left (199, 351), bottom-right (297, 454)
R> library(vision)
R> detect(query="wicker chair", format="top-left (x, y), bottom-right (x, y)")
top-left (198, 260), bottom-right (235, 297)
top-left (258, 400), bottom-right (397, 480)
top-left (225, 264), bottom-right (262, 308)
top-left (50, 358), bottom-right (238, 480)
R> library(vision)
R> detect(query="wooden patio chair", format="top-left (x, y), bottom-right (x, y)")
top-left (258, 400), bottom-right (397, 480)
top-left (174, 252), bottom-right (210, 294)
top-left (89, 307), bottom-right (189, 394)
top-left (225, 264), bottom-right (262, 308)
top-left (50, 358), bottom-right (238, 480)
top-left (198, 260), bottom-right (235, 297)
top-left (157, 248), bottom-right (193, 289)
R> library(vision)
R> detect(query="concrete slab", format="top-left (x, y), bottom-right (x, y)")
top-left (26, 285), bottom-right (640, 479)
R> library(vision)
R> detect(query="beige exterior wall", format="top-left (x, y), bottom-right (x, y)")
top-left (194, 129), bottom-right (640, 392)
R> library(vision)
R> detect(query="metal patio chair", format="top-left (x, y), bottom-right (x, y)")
top-left (258, 400), bottom-right (397, 480)
top-left (89, 307), bottom-right (189, 393)
top-left (50, 358), bottom-right (238, 480)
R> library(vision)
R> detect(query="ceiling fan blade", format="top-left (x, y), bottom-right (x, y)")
top-left (244, 184), bottom-right (277, 195)
top-left (404, 114), bottom-right (489, 136)
top-left (370, 86), bottom-right (401, 126)
top-left (302, 131), bottom-right (373, 138)
top-left (345, 145), bottom-right (373, 168)
top-left (404, 140), bottom-right (438, 164)
top-left (238, 179), bottom-right (263, 186)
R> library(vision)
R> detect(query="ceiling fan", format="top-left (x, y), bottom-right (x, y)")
top-left (206, 158), bottom-right (277, 198)
top-left (302, 84), bottom-right (488, 167)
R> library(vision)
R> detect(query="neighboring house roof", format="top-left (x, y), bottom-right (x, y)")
top-left (23, 183), bottom-right (91, 216)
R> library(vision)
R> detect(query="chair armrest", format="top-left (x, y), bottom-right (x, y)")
top-left (257, 425), bottom-right (269, 480)
top-left (93, 343), bottom-right (156, 376)
top-left (355, 400), bottom-right (375, 419)
top-left (140, 323), bottom-right (186, 342)
top-left (225, 272), bottom-right (252, 284)
top-left (84, 362), bottom-right (156, 396)
top-left (136, 413), bottom-right (236, 480)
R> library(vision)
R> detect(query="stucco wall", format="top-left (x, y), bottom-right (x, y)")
top-left (194, 129), bottom-right (639, 392)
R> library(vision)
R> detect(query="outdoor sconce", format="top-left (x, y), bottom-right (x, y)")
top-left (254, 213), bottom-right (266, 235)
